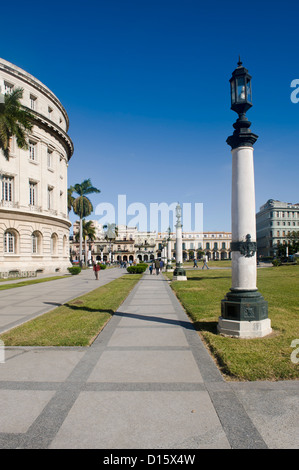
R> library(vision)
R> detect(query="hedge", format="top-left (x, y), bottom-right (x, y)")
top-left (68, 266), bottom-right (82, 275)
top-left (127, 265), bottom-right (147, 274)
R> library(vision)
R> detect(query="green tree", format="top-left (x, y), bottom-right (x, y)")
top-left (287, 231), bottom-right (299, 254)
top-left (0, 88), bottom-right (33, 160)
top-left (74, 219), bottom-right (96, 243)
top-left (72, 179), bottom-right (100, 265)
top-left (67, 185), bottom-right (75, 213)
top-left (75, 219), bottom-right (97, 265)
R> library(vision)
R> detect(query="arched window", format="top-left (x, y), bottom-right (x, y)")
top-left (32, 231), bottom-right (42, 254)
top-left (4, 230), bottom-right (16, 253)
top-left (51, 233), bottom-right (58, 255)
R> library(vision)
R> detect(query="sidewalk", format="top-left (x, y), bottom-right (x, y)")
top-left (0, 267), bottom-right (125, 334)
top-left (0, 270), bottom-right (298, 449)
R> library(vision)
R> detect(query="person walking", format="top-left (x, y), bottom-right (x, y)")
top-left (202, 255), bottom-right (209, 270)
top-left (193, 258), bottom-right (198, 268)
top-left (93, 262), bottom-right (101, 279)
top-left (155, 259), bottom-right (160, 275)
top-left (149, 263), bottom-right (153, 275)
top-left (160, 259), bottom-right (164, 273)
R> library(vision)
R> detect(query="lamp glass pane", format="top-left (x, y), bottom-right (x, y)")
top-left (231, 81), bottom-right (236, 104)
top-left (237, 76), bottom-right (246, 101)
top-left (246, 79), bottom-right (252, 102)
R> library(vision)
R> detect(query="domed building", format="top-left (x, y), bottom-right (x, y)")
top-left (0, 58), bottom-right (74, 276)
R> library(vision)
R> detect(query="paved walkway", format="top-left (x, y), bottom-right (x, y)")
top-left (0, 270), bottom-right (298, 449)
top-left (0, 267), bottom-right (125, 334)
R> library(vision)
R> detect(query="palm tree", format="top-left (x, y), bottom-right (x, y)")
top-left (75, 219), bottom-right (96, 242)
top-left (0, 88), bottom-right (33, 160)
top-left (75, 219), bottom-right (97, 264)
top-left (67, 185), bottom-right (75, 213)
top-left (72, 179), bottom-right (100, 265)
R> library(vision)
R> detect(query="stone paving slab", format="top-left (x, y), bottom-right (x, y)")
top-left (48, 390), bottom-right (230, 449)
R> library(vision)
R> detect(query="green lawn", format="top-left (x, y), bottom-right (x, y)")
top-left (166, 266), bottom-right (299, 381)
top-left (0, 275), bottom-right (69, 290)
top-left (183, 260), bottom-right (232, 268)
top-left (0, 274), bottom-right (142, 347)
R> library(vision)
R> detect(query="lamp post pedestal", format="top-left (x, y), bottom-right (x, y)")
top-left (218, 60), bottom-right (271, 338)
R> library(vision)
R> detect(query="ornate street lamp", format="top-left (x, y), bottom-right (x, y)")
top-left (218, 59), bottom-right (272, 338)
top-left (173, 203), bottom-right (187, 281)
top-left (166, 226), bottom-right (173, 271)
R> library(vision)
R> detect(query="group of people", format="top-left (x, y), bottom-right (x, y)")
top-left (193, 255), bottom-right (209, 270)
top-left (94, 255), bottom-right (210, 279)
top-left (149, 259), bottom-right (164, 275)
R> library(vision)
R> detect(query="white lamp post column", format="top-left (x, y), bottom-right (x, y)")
top-left (218, 59), bottom-right (271, 338)
top-left (166, 226), bottom-right (173, 272)
top-left (173, 203), bottom-right (187, 281)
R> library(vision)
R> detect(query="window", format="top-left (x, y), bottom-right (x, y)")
top-left (51, 233), bottom-right (58, 255)
top-left (214, 242), bottom-right (218, 249)
top-left (4, 231), bottom-right (15, 253)
top-left (30, 94), bottom-right (37, 110)
top-left (47, 149), bottom-right (53, 168)
top-left (222, 242), bottom-right (226, 249)
top-left (206, 242), bottom-right (210, 249)
top-left (2, 176), bottom-right (13, 202)
top-left (4, 81), bottom-right (14, 94)
top-left (32, 233), bottom-right (38, 254)
top-left (32, 231), bottom-right (42, 254)
top-left (29, 181), bottom-right (37, 206)
top-left (29, 141), bottom-right (36, 161)
top-left (47, 186), bottom-right (53, 210)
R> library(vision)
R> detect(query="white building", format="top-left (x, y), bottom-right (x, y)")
top-left (256, 199), bottom-right (299, 257)
top-left (0, 58), bottom-right (74, 276)
top-left (70, 221), bottom-right (232, 263)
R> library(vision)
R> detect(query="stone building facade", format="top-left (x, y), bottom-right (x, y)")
top-left (70, 221), bottom-right (232, 263)
top-left (0, 58), bottom-right (73, 276)
top-left (256, 199), bottom-right (299, 257)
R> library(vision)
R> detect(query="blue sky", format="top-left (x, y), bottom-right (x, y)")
top-left (2, 0), bottom-right (299, 232)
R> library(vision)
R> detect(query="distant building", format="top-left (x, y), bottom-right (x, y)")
top-left (256, 199), bottom-right (299, 257)
top-left (157, 230), bottom-right (232, 261)
top-left (0, 58), bottom-right (74, 276)
top-left (70, 222), bottom-right (232, 263)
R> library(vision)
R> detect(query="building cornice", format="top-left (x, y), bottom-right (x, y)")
top-left (0, 58), bottom-right (70, 131)
top-left (0, 207), bottom-right (72, 229)
top-left (29, 109), bottom-right (74, 160)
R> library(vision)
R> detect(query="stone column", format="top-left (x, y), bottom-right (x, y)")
top-left (166, 237), bottom-right (173, 272)
top-left (218, 118), bottom-right (271, 338)
top-left (173, 203), bottom-right (187, 281)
